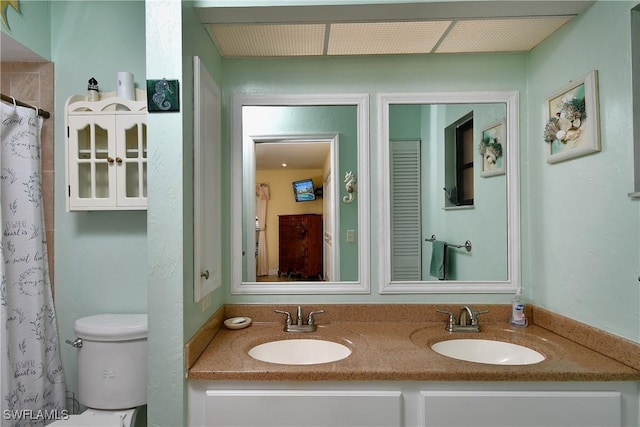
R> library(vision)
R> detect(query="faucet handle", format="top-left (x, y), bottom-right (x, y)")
top-left (436, 309), bottom-right (456, 329)
top-left (274, 309), bottom-right (292, 325)
top-left (471, 309), bottom-right (489, 325)
top-left (307, 310), bottom-right (325, 326)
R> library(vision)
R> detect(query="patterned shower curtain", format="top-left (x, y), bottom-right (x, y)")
top-left (256, 183), bottom-right (269, 276)
top-left (1, 100), bottom-right (66, 426)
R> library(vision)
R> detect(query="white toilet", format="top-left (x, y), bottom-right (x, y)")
top-left (51, 314), bottom-right (148, 427)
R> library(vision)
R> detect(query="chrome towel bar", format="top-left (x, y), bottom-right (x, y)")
top-left (425, 235), bottom-right (472, 252)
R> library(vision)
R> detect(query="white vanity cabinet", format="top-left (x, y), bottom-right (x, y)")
top-left (420, 389), bottom-right (624, 427)
top-left (65, 91), bottom-right (147, 211)
top-left (188, 381), bottom-right (637, 427)
top-left (188, 382), bottom-right (402, 427)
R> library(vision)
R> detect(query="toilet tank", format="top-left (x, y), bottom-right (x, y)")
top-left (74, 314), bottom-right (148, 410)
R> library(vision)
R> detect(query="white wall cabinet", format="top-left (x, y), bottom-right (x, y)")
top-left (193, 56), bottom-right (222, 301)
top-left (188, 381), bottom-right (637, 427)
top-left (65, 91), bottom-right (147, 211)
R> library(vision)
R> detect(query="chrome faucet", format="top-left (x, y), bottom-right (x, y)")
top-left (275, 306), bottom-right (325, 332)
top-left (436, 306), bottom-right (488, 332)
top-left (296, 305), bottom-right (303, 326)
top-left (458, 306), bottom-right (475, 327)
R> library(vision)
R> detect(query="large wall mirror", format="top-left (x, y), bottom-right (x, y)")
top-left (231, 94), bottom-right (370, 294)
top-left (378, 92), bottom-right (520, 293)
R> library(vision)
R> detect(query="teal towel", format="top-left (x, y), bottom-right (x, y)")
top-left (429, 240), bottom-right (447, 280)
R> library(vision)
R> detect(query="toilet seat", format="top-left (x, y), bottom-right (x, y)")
top-left (48, 408), bottom-right (137, 427)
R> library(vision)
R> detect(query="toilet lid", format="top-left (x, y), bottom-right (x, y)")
top-left (48, 408), bottom-right (137, 427)
top-left (48, 413), bottom-right (127, 427)
top-left (74, 314), bottom-right (148, 341)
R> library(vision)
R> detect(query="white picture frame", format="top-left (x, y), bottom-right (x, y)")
top-left (479, 118), bottom-right (506, 177)
top-left (544, 70), bottom-right (600, 164)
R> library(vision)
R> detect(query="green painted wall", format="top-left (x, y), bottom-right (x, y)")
top-left (49, 0), bottom-right (148, 411)
top-left (389, 104), bottom-right (422, 139)
top-left (146, 1), bottom-right (224, 425)
top-left (146, 1), bottom-right (226, 424)
top-left (1, 0), bottom-right (50, 59)
top-left (525, 1), bottom-right (640, 342)
top-left (145, 1), bottom-right (184, 425)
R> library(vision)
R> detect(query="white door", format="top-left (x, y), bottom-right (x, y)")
top-left (323, 172), bottom-right (334, 281)
top-left (193, 56), bottom-right (222, 301)
top-left (390, 139), bottom-right (422, 280)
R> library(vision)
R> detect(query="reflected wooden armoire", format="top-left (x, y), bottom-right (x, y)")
top-left (278, 214), bottom-right (323, 280)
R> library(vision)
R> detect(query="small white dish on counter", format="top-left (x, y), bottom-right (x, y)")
top-left (224, 317), bottom-right (252, 330)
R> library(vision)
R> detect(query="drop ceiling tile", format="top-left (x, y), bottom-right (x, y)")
top-left (209, 24), bottom-right (325, 57)
top-left (435, 17), bottom-right (572, 53)
top-left (327, 21), bottom-right (452, 55)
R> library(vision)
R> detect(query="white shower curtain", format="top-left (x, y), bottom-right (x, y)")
top-left (256, 183), bottom-right (269, 276)
top-left (1, 101), bottom-right (66, 426)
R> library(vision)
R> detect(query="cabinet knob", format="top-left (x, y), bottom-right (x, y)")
top-left (107, 156), bottom-right (115, 164)
top-left (201, 270), bottom-right (210, 280)
top-left (115, 157), bottom-right (123, 164)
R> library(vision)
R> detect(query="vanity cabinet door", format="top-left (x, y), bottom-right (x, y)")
top-left (200, 390), bottom-right (402, 427)
top-left (420, 390), bottom-right (621, 427)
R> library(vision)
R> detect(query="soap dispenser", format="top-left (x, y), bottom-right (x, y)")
top-left (510, 292), bottom-right (527, 327)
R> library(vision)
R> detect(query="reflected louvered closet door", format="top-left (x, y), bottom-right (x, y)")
top-left (390, 139), bottom-right (422, 281)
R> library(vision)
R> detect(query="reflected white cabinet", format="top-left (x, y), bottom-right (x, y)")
top-left (65, 91), bottom-right (147, 211)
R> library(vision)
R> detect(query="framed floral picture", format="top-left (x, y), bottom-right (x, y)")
top-left (479, 118), bottom-right (506, 177)
top-left (544, 70), bottom-right (600, 164)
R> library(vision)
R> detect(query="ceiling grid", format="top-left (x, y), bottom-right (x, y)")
top-left (198, 2), bottom-right (594, 58)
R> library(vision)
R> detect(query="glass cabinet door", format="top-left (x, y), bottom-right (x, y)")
top-left (67, 115), bottom-right (117, 208)
top-left (116, 115), bottom-right (147, 207)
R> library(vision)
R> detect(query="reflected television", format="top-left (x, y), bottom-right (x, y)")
top-left (292, 179), bottom-right (316, 202)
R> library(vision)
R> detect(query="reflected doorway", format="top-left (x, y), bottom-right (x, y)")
top-left (250, 136), bottom-right (338, 282)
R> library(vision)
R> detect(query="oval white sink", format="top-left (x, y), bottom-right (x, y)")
top-left (248, 339), bottom-right (352, 365)
top-left (431, 339), bottom-right (545, 365)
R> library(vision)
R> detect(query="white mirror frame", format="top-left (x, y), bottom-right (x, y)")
top-left (378, 91), bottom-right (520, 294)
top-left (231, 94), bottom-right (370, 294)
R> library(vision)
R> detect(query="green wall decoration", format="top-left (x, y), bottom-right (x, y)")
top-left (147, 79), bottom-right (180, 112)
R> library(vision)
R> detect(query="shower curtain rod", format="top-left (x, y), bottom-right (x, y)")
top-left (1, 93), bottom-right (50, 119)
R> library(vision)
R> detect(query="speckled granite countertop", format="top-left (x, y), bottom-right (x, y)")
top-left (186, 304), bottom-right (640, 382)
